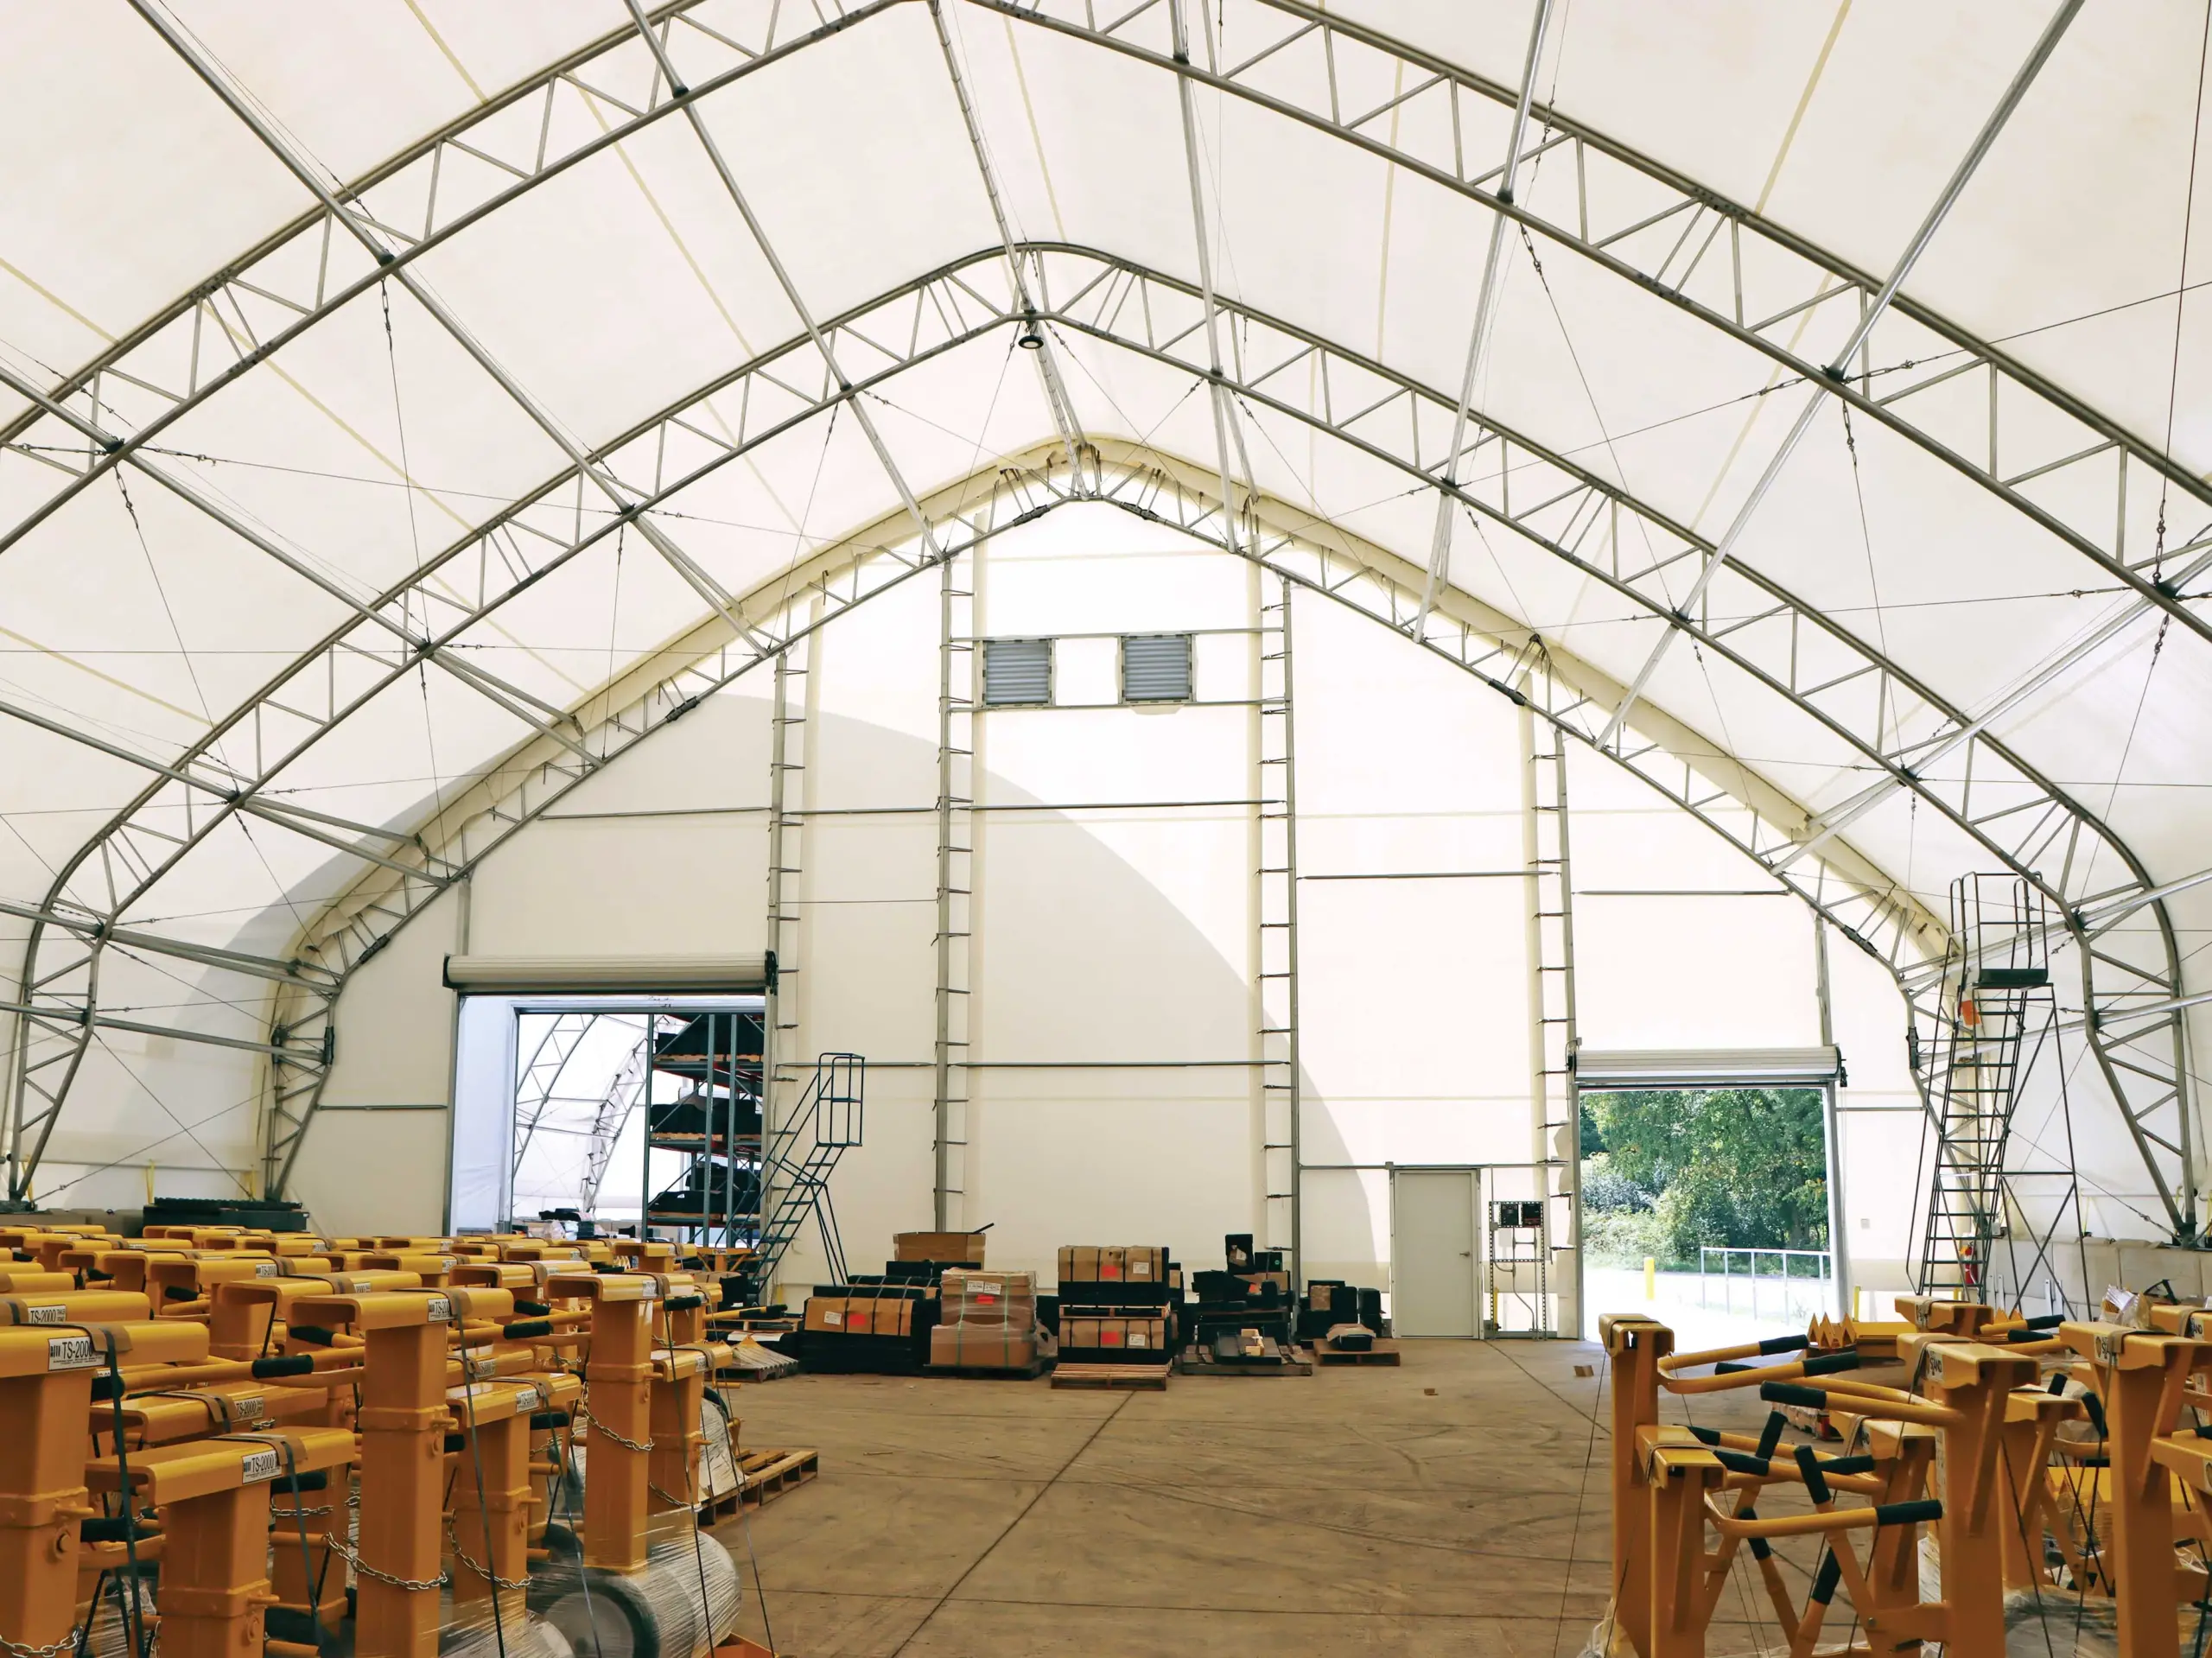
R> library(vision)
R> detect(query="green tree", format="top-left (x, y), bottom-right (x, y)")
top-left (1581, 1088), bottom-right (1828, 1270)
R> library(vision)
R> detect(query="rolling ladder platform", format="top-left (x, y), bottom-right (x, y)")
top-left (1914, 874), bottom-right (2075, 1304)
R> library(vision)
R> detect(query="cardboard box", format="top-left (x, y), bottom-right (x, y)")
top-left (942, 1269), bottom-right (1036, 1326)
top-left (804, 1296), bottom-right (849, 1332)
top-left (929, 1325), bottom-right (1039, 1369)
top-left (893, 1231), bottom-right (987, 1265)
top-left (1061, 1314), bottom-right (1167, 1353)
top-left (1057, 1245), bottom-right (1166, 1284)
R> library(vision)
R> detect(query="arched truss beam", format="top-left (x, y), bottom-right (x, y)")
top-left (579, 1029), bottom-right (654, 1217)
top-left (5, 245), bottom-right (2190, 1229)
top-left (512, 1012), bottom-right (598, 1179)
top-left (257, 437), bottom-right (1950, 1187)
top-left (6, 0), bottom-right (2209, 662)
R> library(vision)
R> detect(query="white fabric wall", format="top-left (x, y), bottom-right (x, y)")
top-left (287, 505), bottom-right (1931, 1305)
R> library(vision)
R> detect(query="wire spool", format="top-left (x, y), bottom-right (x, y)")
top-left (441, 1604), bottom-right (576, 1658)
top-left (84, 1572), bottom-right (156, 1658)
top-left (534, 1529), bottom-right (740, 1658)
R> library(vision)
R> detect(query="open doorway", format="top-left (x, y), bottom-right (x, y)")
top-left (1578, 1085), bottom-right (1837, 1344)
top-left (448, 992), bottom-right (765, 1239)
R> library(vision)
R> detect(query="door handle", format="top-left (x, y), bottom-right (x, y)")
top-left (1459, 1251), bottom-right (1472, 1257)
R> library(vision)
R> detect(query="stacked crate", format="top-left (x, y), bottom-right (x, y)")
top-left (1055, 1245), bottom-right (1176, 1365)
top-left (927, 1269), bottom-right (1040, 1370)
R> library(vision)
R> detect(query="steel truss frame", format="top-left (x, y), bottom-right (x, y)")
top-left (5, 240), bottom-right (2189, 1237)
top-left (0, 1), bottom-right (2191, 1223)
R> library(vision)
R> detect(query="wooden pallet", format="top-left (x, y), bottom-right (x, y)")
top-left (702, 1447), bottom-right (818, 1524)
top-left (1051, 1361), bottom-right (1170, 1391)
top-left (1177, 1340), bottom-right (1313, 1377)
top-left (924, 1358), bottom-right (1051, 1381)
top-left (1313, 1337), bottom-right (1401, 1366)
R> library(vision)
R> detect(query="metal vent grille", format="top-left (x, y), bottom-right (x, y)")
top-left (1120, 633), bottom-right (1193, 702)
top-left (982, 638), bottom-right (1052, 706)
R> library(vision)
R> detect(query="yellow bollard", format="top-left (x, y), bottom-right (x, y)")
top-left (1643, 1257), bottom-right (1657, 1300)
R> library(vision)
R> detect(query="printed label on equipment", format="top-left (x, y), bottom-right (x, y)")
top-left (423, 1295), bottom-right (453, 1323)
top-left (240, 1448), bottom-right (280, 1483)
top-left (1130, 1261), bottom-right (1151, 1278)
top-left (822, 1310), bottom-right (843, 1326)
top-left (232, 1394), bottom-right (266, 1423)
top-left (1128, 1332), bottom-right (1147, 1348)
top-left (512, 1386), bottom-right (538, 1413)
top-left (255, 1260), bottom-right (280, 1277)
top-left (26, 1304), bottom-right (65, 1324)
top-left (47, 1334), bottom-right (96, 1370)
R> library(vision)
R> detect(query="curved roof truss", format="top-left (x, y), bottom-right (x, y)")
top-left (6, 243), bottom-right (2194, 1231)
top-left (0, 2), bottom-right (2195, 1231)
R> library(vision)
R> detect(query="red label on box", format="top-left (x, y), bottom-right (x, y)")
top-left (1102, 1264), bottom-right (1122, 1279)
top-left (1103, 1330), bottom-right (1123, 1344)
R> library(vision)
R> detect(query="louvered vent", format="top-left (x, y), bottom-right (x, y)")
top-left (982, 637), bottom-right (1052, 705)
top-left (1120, 633), bottom-right (1193, 703)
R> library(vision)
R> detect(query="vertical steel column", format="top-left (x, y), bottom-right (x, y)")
top-left (934, 549), bottom-right (976, 1229)
top-left (764, 638), bottom-right (810, 1262)
top-left (1256, 573), bottom-right (1301, 1278)
top-left (1522, 698), bottom-right (1578, 1337)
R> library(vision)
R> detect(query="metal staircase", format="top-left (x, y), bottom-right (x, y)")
top-left (1914, 875), bottom-right (2072, 1301)
top-left (752, 1051), bottom-right (864, 1293)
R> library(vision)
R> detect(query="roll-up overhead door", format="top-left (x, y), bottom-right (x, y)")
top-left (1572, 1046), bottom-right (1844, 1089)
top-left (442, 954), bottom-right (772, 994)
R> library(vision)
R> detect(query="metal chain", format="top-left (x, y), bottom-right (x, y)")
top-left (0, 1635), bottom-right (92, 1658)
top-left (326, 1534), bottom-right (448, 1594)
top-left (271, 1504), bottom-right (334, 1519)
top-left (445, 1522), bottom-right (532, 1592)
top-left (576, 1389), bottom-right (654, 1454)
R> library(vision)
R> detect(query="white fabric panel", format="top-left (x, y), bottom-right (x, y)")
top-left (7, 3), bottom-right (2207, 1255)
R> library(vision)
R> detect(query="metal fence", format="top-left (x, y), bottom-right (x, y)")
top-left (1698, 1246), bottom-right (1834, 1318)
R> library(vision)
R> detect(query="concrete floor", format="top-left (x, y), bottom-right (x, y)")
top-left (715, 1340), bottom-right (1640, 1657)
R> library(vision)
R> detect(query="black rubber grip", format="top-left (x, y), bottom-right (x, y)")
top-left (443, 1432), bottom-right (467, 1453)
top-left (1715, 1450), bottom-right (1770, 1477)
top-left (1796, 1445), bottom-right (1830, 1506)
top-left (2082, 1393), bottom-right (2107, 1437)
top-left (1714, 1360), bottom-right (1753, 1375)
top-left (1760, 1382), bottom-right (1827, 1409)
top-left (514, 1300), bottom-right (551, 1317)
top-left (91, 1375), bottom-right (122, 1402)
top-left (288, 1324), bottom-right (335, 1347)
top-left (87, 1270), bottom-right (111, 1282)
top-left (1748, 1534), bottom-right (1772, 1561)
top-left (2023, 1314), bottom-right (2065, 1331)
top-left (1756, 1411), bottom-right (1787, 1459)
top-left (1758, 1333), bottom-right (1813, 1355)
top-left (1688, 1425), bottom-right (1722, 1446)
top-left (2004, 1327), bottom-right (2050, 1344)
top-left (2047, 1373), bottom-right (2070, 1394)
top-left (529, 1409), bottom-right (572, 1430)
top-left (501, 1318), bottom-right (554, 1340)
top-left (11, 1250), bottom-right (30, 1262)
top-left (1821, 1455), bottom-right (1877, 1476)
top-left (162, 1284), bottom-right (200, 1301)
top-left (284, 1471), bottom-right (330, 1492)
top-left (1811, 1550), bottom-right (1842, 1604)
top-left (591, 1261), bottom-right (621, 1273)
top-left (251, 1355), bottom-right (315, 1378)
top-left (1875, 1499), bottom-right (1942, 1527)
top-left (665, 1294), bottom-right (704, 1312)
top-left (80, 1517), bottom-right (140, 1543)
top-left (1802, 1350), bottom-right (1863, 1377)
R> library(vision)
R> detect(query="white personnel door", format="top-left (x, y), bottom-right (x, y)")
top-left (1391, 1168), bottom-right (1479, 1337)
